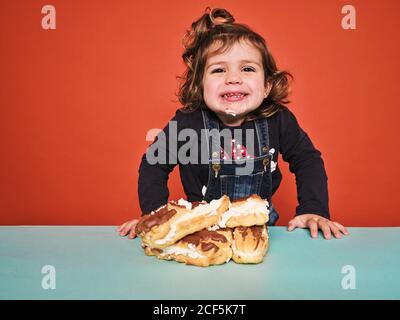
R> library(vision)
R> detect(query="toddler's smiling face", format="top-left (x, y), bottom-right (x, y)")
top-left (202, 39), bottom-right (268, 126)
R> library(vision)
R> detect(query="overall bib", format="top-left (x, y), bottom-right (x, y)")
top-left (201, 108), bottom-right (279, 226)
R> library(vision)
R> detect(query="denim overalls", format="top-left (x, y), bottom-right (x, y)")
top-left (200, 107), bottom-right (279, 226)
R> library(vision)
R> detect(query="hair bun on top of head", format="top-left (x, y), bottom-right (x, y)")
top-left (208, 7), bottom-right (235, 25)
top-left (182, 7), bottom-right (235, 51)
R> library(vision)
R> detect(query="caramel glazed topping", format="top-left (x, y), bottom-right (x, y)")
top-left (135, 205), bottom-right (177, 234)
top-left (181, 229), bottom-right (231, 252)
top-left (236, 225), bottom-right (267, 250)
top-left (135, 201), bottom-right (206, 235)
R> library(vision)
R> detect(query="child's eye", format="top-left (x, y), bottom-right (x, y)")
top-left (211, 68), bottom-right (224, 73)
top-left (243, 67), bottom-right (255, 72)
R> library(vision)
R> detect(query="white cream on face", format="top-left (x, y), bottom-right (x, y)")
top-left (225, 109), bottom-right (237, 116)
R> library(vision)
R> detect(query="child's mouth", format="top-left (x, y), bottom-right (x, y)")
top-left (220, 92), bottom-right (249, 103)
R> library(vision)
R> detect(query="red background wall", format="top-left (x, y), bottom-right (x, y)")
top-left (1, 0), bottom-right (399, 226)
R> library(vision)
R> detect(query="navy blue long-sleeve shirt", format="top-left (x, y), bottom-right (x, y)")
top-left (138, 105), bottom-right (330, 219)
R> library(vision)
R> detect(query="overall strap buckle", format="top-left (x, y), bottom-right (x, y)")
top-left (212, 163), bottom-right (221, 178)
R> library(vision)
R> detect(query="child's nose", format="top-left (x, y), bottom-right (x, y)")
top-left (225, 71), bottom-right (242, 84)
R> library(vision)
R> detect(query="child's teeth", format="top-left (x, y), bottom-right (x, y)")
top-left (224, 94), bottom-right (244, 98)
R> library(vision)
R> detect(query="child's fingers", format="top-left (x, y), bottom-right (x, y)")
top-left (307, 220), bottom-right (319, 238)
top-left (127, 220), bottom-right (139, 231)
top-left (117, 222), bottom-right (127, 232)
top-left (328, 222), bottom-right (342, 239)
top-left (120, 223), bottom-right (133, 236)
top-left (120, 226), bottom-right (129, 236)
top-left (128, 229), bottom-right (137, 239)
top-left (319, 221), bottom-right (332, 240)
top-left (287, 220), bottom-right (297, 232)
top-left (333, 222), bottom-right (349, 235)
top-left (120, 220), bottom-right (139, 237)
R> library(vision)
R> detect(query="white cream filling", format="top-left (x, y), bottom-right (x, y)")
top-left (207, 224), bottom-right (220, 231)
top-left (154, 198), bottom-right (223, 245)
top-left (218, 198), bottom-right (269, 228)
top-left (160, 243), bottom-right (204, 259)
top-left (233, 248), bottom-right (262, 258)
top-left (155, 226), bottom-right (178, 245)
top-left (176, 198), bottom-right (192, 209)
top-left (231, 239), bottom-right (261, 258)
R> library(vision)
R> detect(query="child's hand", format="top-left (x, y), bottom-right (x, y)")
top-left (287, 214), bottom-right (349, 240)
top-left (116, 219), bottom-right (139, 239)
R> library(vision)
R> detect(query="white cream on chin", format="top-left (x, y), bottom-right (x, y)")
top-left (225, 109), bottom-right (237, 117)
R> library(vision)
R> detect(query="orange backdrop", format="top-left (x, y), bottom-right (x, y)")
top-left (1, 0), bottom-right (399, 226)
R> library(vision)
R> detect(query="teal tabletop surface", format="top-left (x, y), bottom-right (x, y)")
top-left (0, 226), bottom-right (399, 300)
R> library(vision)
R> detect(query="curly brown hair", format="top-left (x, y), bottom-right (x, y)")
top-left (176, 7), bottom-right (293, 121)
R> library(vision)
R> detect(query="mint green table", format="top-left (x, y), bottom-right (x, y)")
top-left (0, 226), bottom-right (399, 300)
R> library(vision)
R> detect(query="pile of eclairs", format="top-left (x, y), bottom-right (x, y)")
top-left (135, 194), bottom-right (270, 267)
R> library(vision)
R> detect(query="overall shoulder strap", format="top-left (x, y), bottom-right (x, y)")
top-left (201, 107), bottom-right (221, 162)
top-left (255, 117), bottom-right (270, 156)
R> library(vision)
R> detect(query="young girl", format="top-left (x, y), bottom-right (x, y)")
top-left (117, 7), bottom-right (349, 240)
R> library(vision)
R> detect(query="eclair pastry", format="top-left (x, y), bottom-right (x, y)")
top-left (231, 225), bottom-right (269, 264)
top-left (217, 194), bottom-right (270, 228)
top-left (143, 228), bottom-right (233, 267)
top-left (135, 195), bottom-right (230, 249)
